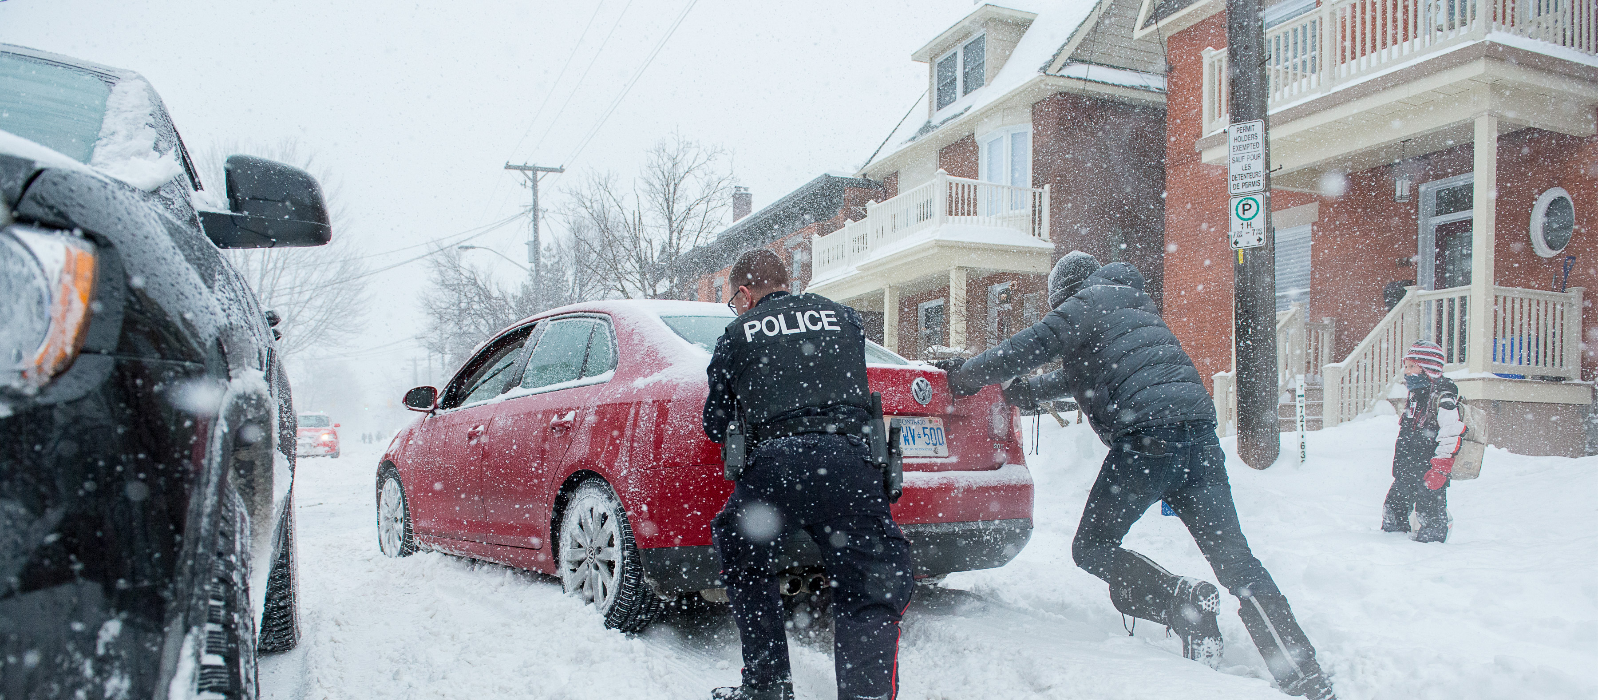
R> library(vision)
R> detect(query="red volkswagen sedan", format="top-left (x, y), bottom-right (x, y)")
top-left (377, 300), bottom-right (1032, 631)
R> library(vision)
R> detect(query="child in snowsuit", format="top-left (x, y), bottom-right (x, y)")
top-left (1382, 340), bottom-right (1466, 543)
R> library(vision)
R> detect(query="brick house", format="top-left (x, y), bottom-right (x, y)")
top-left (1141, 0), bottom-right (1597, 454)
top-left (672, 176), bottom-right (885, 309)
top-left (806, 1), bottom-right (1169, 359)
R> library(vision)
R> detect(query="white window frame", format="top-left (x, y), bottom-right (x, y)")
top-left (934, 32), bottom-right (986, 115)
top-left (977, 125), bottom-right (1031, 187)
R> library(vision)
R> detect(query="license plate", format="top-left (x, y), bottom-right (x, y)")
top-left (891, 416), bottom-right (948, 457)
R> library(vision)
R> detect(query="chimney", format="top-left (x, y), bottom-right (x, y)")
top-left (732, 186), bottom-right (752, 222)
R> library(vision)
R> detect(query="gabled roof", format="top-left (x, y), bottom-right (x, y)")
top-left (862, 0), bottom-right (1165, 173)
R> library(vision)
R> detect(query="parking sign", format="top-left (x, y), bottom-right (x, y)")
top-left (1230, 193), bottom-right (1267, 249)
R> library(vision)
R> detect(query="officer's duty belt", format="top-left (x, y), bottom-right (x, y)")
top-left (1119, 434), bottom-right (1173, 456)
top-left (752, 416), bottom-right (866, 444)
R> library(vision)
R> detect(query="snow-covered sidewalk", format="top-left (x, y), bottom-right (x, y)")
top-left (262, 416), bottom-right (1597, 699)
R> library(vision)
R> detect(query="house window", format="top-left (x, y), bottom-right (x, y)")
top-left (935, 33), bottom-right (985, 111)
top-left (713, 276), bottom-right (725, 303)
top-left (1530, 187), bottom-right (1575, 257)
top-left (1264, 0), bottom-right (1316, 28)
top-left (987, 282), bottom-right (1014, 346)
top-left (918, 299), bottom-right (947, 352)
top-left (979, 125), bottom-right (1031, 213)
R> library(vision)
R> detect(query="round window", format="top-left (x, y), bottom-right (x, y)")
top-left (1529, 187), bottom-right (1575, 257)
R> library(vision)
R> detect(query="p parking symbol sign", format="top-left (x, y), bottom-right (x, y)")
top-left (1229, 193), bottom-right (1267, 250)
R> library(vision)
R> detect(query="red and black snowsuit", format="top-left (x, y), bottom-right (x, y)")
top-left (1383, 375), bottom-right (1466, 542)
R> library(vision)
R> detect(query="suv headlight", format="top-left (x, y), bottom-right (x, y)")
top-left (2, 225), bottom-right (97, 390)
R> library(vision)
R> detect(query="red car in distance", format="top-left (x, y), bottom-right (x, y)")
top-left (297, 412), bottom-right (340, 458)
top-left (377, 300), bottom-right (1032, 631)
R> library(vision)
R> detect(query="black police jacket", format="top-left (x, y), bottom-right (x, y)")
top-left (948, 262), bottom-right (1216, 445)
top-left (702, 291), bottom-right (872, 443)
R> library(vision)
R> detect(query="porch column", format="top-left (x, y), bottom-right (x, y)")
top-left (1467, 114), bottom-right (1497, 373)
top-left (882, 285), bottom-right (899, 354)
top-left (949, 267), bottom-right (968, 351)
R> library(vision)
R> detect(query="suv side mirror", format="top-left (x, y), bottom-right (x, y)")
top-left (403, 386), bottom-right (438, 412)
top-left (200, 155), bottom-right (332, 249)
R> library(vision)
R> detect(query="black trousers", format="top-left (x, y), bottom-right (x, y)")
top-left (1070, 421), bottom-right (1328, 689)
top-left (712, 434), bottom-right (914, 700)
top-left (1383, 435), bottom-right (1449, 533)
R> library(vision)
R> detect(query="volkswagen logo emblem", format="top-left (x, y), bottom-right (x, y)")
top-left (910, 377), bottom-right (934, 406)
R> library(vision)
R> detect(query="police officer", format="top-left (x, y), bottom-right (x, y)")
top-left (704, 249), bottom-right (914, 700)
top-left (941, 251), bottom-right (1337, 700)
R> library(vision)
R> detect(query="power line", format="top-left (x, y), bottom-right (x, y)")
top-left (344, 211), bottom-right (525, 262)
top-left (562, 0), bottom-right (700, 168)
top-left (526, 0), bottom-right (638, 161)
top-left (286, 214), bottom-right (524, 295)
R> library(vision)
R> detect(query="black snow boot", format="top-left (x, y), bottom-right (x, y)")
top-left (1411, 513), bottom-right (1451, 543)
top-left (1379, 507), bottom-right (1410, 533)
top-left (1237, 590), bottom-right (1337, 699)
top-left (711, 679), bottom-right (794, 700)
top-left (1169, 577), bottom-right (1223, 669)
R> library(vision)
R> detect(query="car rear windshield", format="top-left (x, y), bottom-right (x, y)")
top-left (298, 414), bottom-right (331, 428)
top-left (659, 315), bottom-right (909, 365)
top-left (0, 53), bottom-right (111, 164)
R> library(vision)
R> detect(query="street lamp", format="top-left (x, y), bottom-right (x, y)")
top-left (457, 245), bottom-right (531, 273)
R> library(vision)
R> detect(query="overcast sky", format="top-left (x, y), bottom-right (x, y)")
top-left (0, 0), bottom-right (983, 421)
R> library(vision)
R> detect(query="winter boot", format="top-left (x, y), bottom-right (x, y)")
top-left (711, 679), bottom-right (794, 700)
top-left (1379, 507), bottom-right (1410, 533)
top-left (1236, 589), bottom-right (1337, 699)
top-left (1411, 512), bottom-right (1451, 543)
top-left (1169, 577), bottom-right (1223, 669)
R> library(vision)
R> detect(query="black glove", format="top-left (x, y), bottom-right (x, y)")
top-left (1002, 378), bottom-right (1039, 412)
top-left (931, 358), bottom-right (966, 374)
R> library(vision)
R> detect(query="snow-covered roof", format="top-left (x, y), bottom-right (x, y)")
top-left (860, 0), bottom-right (1106, 172)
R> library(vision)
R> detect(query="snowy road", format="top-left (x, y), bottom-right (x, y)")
top-left (261, 417), bottom-right (1596, 700)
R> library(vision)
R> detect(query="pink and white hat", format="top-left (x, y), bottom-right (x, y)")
top-left (1404, 340), bottom-right (1446, 377)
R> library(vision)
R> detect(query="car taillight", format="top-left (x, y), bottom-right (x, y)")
top-left (988, 400), bottom-right (1013, 441)
top-left (2, 225), bottom-right (96, 390)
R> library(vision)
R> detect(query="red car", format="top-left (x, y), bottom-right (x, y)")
top-left (377, 300), bottom-right (1032, 630)
top-left (297, 412), bottom-right (340, 458)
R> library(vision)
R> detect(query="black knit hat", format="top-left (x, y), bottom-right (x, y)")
top-left (1048, 251), bottom-right (1101, 307)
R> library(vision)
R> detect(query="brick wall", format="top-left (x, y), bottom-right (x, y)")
top-left (940, 136), bottom-right (979, 179)
top-left (1033, 92), bottom-right (1168, 309)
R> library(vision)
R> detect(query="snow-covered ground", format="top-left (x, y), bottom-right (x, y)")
top-left (260, 416), bottom-right (1597, 699)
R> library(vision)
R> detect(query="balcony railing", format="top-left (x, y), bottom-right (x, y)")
top-left (812, 171), bottom-right (1049, 282)
top-left (1201, 0), bottom-right (1599, 132)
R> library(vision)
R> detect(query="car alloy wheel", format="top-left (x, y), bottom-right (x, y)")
top-left (557, 480), bottom-right (661, 632)
top-left (376, 472), bottom-right (416, 557)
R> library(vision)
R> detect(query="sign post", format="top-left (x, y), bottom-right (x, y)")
top-left (1228, 0), bottom-right (1280, 470)
top-left (1296, 375), bottom-right (1307, 463)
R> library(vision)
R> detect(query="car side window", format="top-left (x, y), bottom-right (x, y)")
top-left (582, 321), bottom-right (616, 378)
top-left (443, 327), bottom-right (534, 409)
top-left (519, 319), bottom-right (594, 390)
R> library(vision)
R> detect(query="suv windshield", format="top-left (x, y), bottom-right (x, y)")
top-left (659, 314), bottom-right (909, 365)
top-left (0, 53), bottom-right (110, 164)
top-left (298, 414), bottom-right (331, 428)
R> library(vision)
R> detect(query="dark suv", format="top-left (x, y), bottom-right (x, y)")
top-left (0, 44), bottom-right (331, 698)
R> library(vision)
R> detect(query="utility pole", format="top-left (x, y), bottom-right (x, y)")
top-left (1227, 0), bottom-right (1279, 468)
top-left (504, 163), bottom-right (565, 293)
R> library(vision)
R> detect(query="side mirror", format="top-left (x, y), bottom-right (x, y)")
top-left (403, 386), bottom-right (438, 413)
top-left (200, 155), bottom-right (332, 249)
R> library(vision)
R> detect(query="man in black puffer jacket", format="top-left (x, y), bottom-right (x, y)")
top-left (943, 252), bottom-right (1337, 700)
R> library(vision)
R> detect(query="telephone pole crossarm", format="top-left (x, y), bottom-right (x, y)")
top-left (503, 163), bottom-right (566, 286)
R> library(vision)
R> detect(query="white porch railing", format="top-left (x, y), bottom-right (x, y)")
top-left (1320, 285), bottom-right (1587, 427)
top-left (1201, 0), bottom-right (1599, 133)
top-left (811, 170), bottom-right (1049, 282)
top-left (1213, 303), bottom-right (1335, 435)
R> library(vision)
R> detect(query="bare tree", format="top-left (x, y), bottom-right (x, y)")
top-left (564, 134), bottom-right (733, 298)
top-left (419, 248), bottom-right (524, 369)
top-left (196, 138), bottom-right (371, 356)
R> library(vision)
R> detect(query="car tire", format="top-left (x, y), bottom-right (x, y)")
top-left (195, 487), bottom-right (259, 699)
top-left (557, 479), bottom-right (660, 632)
top-left (257, 498), bottom-right (301, 653)
top-left (376, 469), bottom-right (418, 557)
top-left (330, 451), bottom-right (339, 459)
